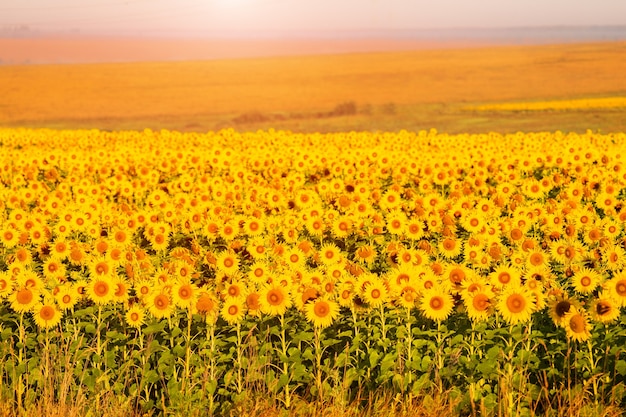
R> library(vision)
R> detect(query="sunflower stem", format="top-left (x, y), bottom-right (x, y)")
top-left (314, 325), bottom-right (323, 401)
top-left (236, 321), bottom-right (243, 395)
top-left (405, 307), bottom-right (413, 396)
top-left (279, 314), bottom-right (291, 408)
top-left (435, 320), bottom-right (444, 395)
top-left (182, 308), bottom-right (193, 400)
top-left (17, 312), bottom-right (25, 411)
top-left (587, 338), bottom-right (598, 404)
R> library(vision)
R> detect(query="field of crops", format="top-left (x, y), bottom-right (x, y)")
top-left (2, 127), bottom-right (626, 416)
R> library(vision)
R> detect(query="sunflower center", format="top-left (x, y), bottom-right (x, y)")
top-left (530, 253), bottom-right (544, 266)
top-left (196, 294), bottom-right (214, 312)
top-left (247, 293), bottom-right (261, 310)
top-left (154, 294), bottom-right (169, 310)
top-left (430, 296), bottom-right (444, 310)
top-left (268, 290), bottom-right (283, 305)
top-left (314, 301), bottom-right (330, 317)
top-left (443, 239), bottom-right (455, 251)
top-left (115, 284), bottom-right (126, 297)
top-left (179, 285), bottom-right (192, 299)
top-left (371, 289), bottom-right (381, 299)
top-left (473, 294), bottom-right (489, 311)
top-left (596, 301), bottom-right (610, 315)
top-left (569, 314), bottom-right (585, 333)
top-left (506, 294), bottom-right (526, 313)
top-left (449, 269), bottom-right (464, 284)
top-left (616, 280), bottom-right (626, 296)
top-left (224, 258), bottom-right (234, 268)
top-left (95, 263), bottom-right (109, 275)
top-left (228, 305), bottom-right (239, 315)
top-left (130, 312), bottom-right (140, 321)
top-left (498, 272), bottom-right (511, 284)
top-left (555, 300), bottom-right (571, 317)
top-left (62, 294), bottom-right (72, 304)
top-left (580, 276), bottom-right (592, 287)
top-left (94, 281), bottom-right (109, 297)
top-left (40, 305), bottom-right (55, 320)
top-left (228, 286), bottom-right (240, 297)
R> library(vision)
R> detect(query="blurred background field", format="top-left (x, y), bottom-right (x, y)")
top-left (1, 39), bottom-right (625, 134)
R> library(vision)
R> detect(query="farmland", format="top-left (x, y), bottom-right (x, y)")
top-left (0, 41), bottom-right (625, 133)
top-left (1, 128), bottom-right (626, 416)
top-left (2, 39), bottom-right (626, 416)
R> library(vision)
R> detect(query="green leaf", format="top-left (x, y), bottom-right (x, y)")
top-left (380, 353), bottom-right (396, 374)
top-left (143, 321), bottom-right (167, 336)
top-left (616, 360), bottom-right (626, 376)
top-left (369, 350), bottom-right (380, 368)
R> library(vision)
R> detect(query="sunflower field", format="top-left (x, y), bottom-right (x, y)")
top-left (2, 127), bottom-right (626, 416)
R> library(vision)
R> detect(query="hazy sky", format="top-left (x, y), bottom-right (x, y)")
top-left (1, 0), bottom-right (626, 35)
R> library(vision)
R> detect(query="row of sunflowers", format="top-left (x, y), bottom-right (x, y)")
top-left (1, 127), bottom-right (626, 415)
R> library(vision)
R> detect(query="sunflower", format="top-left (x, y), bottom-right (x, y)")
top-left (562, 307), bottom-right (592, 342)
top-left (305, 297), bottom-right (340, 328)
top-left (32, 299), bottom-right (63, 330)
top-left (125, 305), bottom-right (147, 329)
top-left (386, 211), bottom-right (406, 236)
top-left (221, 297), bottom-right (246, 325)
top-left (571, 267), bottom-right (602, 295)
top-left (489, 264), bottom-right (522, 289)
top-left (134, 280), bottom-right (154, 301)
top-left (248, 261), bottom-right (271, 285)
top-left (55, 285), bottom-right (81, 310)
top-left (405, 218), bottom-right (425, 240)
top-left (0, 271), bottom-right (12, 299)
top-left (15, 269), bottom-right (45, 293)
top-left (361, 278), bottom-right (388, 308)
top-left (354, 244), bottom-right (377, 265)
top-left (526, 249), bottom-right (549, 269)
top-left (9, 285), bottom-right (40, 313)
top-left (147, 290), bottom-right (174, 319)
top-left (605, 273), bottom-right (626, 307)
top-left (259, 283), bottom-right (292, 316)
top-left (305, 216), bottom-right (326, 237)
top-left (439, 237), bottom-right (463, 260)
top-left (463, 290), bottom-right (493, 322)
top-left (215, 251), bottom-right (240, 276)
top-left (397, 288), bottom-right (419, 309)
top-left (462, 211), bottom-right (486, 234)
top-left (13, 247), bottom-right (33, 266)
top-left (243, 216), bottom-right (265, 236)
top-left (332, 215), bottom-right (353, 238)
top-left (319, 243), bottom-right (342, 266)
top-left (49, 239), bottom-right (70, 260)
top-left (86, 275), bottom-right (115, 305)
top-left (112, 276), bottom-right (131, 304)
top-left (222, 279), bottom-right (247, 301)
top-left (42, 258), bottom-right (66, 280)
top-left (284, 247), bottom-right (306, 271)
top-left (419, 285), bottom-right (454, 322)
top-left (602, 244), bottom-right (625, 272)
top-left (589, 292), bottom-right (621, 324)
top-left (172, 277), bottom-right (199, 309)
top-left (548, 294), bottom-right (578, 327)
top-left (196, 289), bottom-right (220, 323)
top-left (337, 282), bottom-right (354, 308)
top-left (245, 291), bottom-right (262, 317)
top-left (496, 285), bottom-right (536, 326)
top-left (0, 227), bottom-right (19, 248)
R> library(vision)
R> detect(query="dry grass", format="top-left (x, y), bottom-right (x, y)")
top-left (1, 41), bottom-right (625, 133)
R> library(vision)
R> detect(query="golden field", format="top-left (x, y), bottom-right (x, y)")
top-left (0, 41), bottom-right (625, 133)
